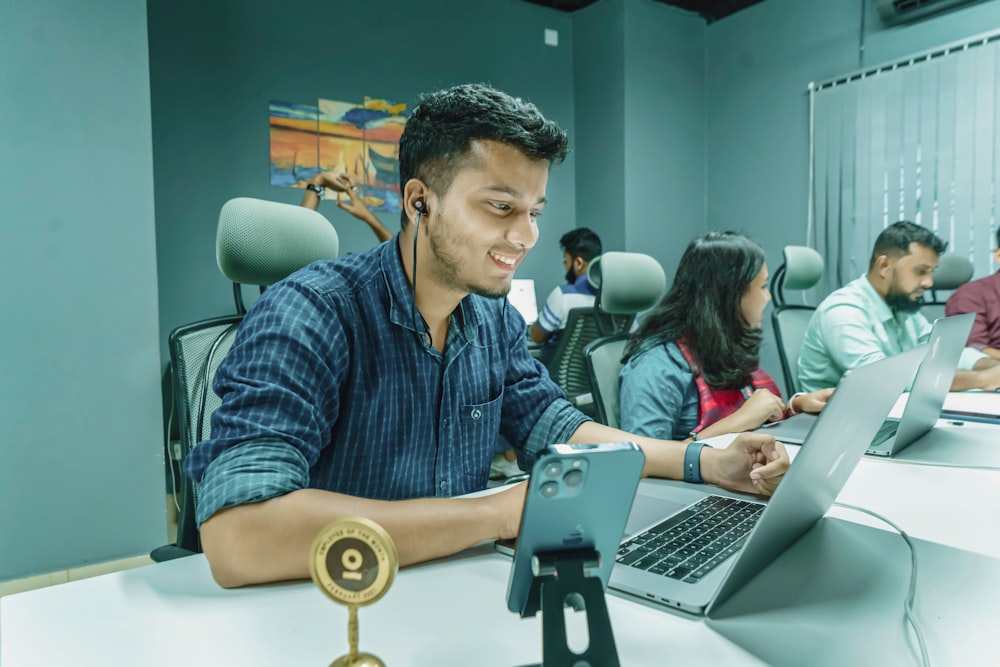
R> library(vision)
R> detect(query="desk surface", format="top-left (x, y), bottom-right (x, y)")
top-left (3, 418), bottom-right (999, 666)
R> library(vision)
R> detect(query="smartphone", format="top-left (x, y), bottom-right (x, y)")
top-left (504, 441), bottom-right (645, 615)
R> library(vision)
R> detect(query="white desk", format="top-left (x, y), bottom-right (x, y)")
top-left (881, 391), bottom-right (1000, 469)
top-left (3, 422), bottom-right (999, 666)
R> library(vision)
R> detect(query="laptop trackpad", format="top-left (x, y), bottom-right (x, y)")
top-left (624, 483), bottom-right (707, 537)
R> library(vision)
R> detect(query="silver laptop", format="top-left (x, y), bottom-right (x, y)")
top-left (756, 412), bottom-right (817, 445)
top-left (865, 313), bottom-right (973, 457)
top-left (609, 346), bottom-right (926, 616)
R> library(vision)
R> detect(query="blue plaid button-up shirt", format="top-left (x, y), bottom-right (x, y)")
top-left (184, 239), bottom-right (588, 525)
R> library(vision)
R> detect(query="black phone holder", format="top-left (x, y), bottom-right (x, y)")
top-left (519, 547), bottom-right (619, 667)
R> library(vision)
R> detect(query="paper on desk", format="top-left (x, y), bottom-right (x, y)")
top-left (942, 391), bottom-right (1000, 415)
top-left (888, 391), bottom-right (1000, 419)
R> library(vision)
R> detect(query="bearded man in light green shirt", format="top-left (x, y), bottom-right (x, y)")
top-left (798, 221), bottom-right (1000, 393)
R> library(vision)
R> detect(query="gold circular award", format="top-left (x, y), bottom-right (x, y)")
top-left (310, 517), bottom-right (398, 607)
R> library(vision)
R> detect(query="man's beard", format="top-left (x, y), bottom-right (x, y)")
top-left (565, 267), bottom-right (577, 284)
top-left (884, 289), bottom-right (924, 312)
top-left (426, 211), bottom-right (509, 300)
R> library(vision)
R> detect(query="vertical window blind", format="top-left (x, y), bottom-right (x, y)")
top-left (810, 31), bottom-right (1000, 295)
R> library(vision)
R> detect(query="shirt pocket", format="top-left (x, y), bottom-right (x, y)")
top-left (458, 390), bottom-right (504, 484)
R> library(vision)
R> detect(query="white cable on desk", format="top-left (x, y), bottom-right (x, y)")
top-left (833, 502), bottom-right (929, 667)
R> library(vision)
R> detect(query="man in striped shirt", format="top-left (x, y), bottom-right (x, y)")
top-left (530, 227), bottom-right (603, 347)
top-left (186, 83), bottom-right (790, 588)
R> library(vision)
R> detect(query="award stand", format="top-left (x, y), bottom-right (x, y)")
top-left (310, 517), bottom-right (398, 667)
top-left (520, 548), bottom-right (619, 667)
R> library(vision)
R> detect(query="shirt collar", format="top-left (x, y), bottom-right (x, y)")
top-left (573, 273), bottom-right (596, 295)
top-left (382, 236), bottom-right (482, 343)
top-left (859, 273), bottom-right (895, 324)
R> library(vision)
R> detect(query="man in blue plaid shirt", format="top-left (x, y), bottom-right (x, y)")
top-left (186, 83), bottom-right (789, 588)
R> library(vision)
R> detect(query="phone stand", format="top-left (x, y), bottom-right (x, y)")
top-left (519, 548), bottom-right (619, 667)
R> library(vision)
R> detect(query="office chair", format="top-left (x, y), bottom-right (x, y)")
top-left (544, 252), bottom-right (665, 418)
top-left (583, 252), bottom-right (667, 428)
top-left (151, 198), bottom-right (338, 562)
top-left (769, 246), bottom-right (824, 395)
top-left (922, 252), bottom-right (974, 322)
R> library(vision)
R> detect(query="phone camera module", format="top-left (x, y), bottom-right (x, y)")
top-left (543, 460), bottom-right (564, 478)
top-left (539, 481), bottom-right (560, 498)
top-left (563, 470), bottom-right (584, 487)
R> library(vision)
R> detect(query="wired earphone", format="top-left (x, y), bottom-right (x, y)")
top-left (411, 200), bottom-right (428, 347)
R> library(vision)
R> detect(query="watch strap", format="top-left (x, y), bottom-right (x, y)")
top-left (684, 441), bottom-right (707, 484)
top-left (306, 183), bottom-right (325, 198)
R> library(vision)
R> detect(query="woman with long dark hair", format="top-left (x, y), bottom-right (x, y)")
top-left (619, 231), bottom-right (833, 441)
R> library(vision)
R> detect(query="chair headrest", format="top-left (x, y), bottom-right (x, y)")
top-left (217, 197), bottom-right (339, 286)
top-left (933, 253), bottom-right (974, 290)
top-left (587, 251), bottom-right (666, 315)
top-left (781, 246), bottom-right (824, 290)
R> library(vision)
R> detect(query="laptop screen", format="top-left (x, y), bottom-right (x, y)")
top-left (508, 279), bottom-right (539, 324)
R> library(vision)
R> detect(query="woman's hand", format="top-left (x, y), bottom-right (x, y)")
top-left (792, 387), bottom-right (834, 414)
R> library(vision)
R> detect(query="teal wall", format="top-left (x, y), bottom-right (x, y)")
top-left (0, 0), bottom-right (164, 580)
top-left (574, 0), bottom-right (628, 251)
top-left (148, 0), bottom-right (578, 364)
top-left (574, 0), bottom-right (705, 279)
top-left (624, 0), bottom-right (705, 278)
top-left (705, 0), bottom-right (1000, 393)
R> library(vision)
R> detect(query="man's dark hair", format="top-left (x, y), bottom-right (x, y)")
top-left (560, 228), bottom-right (602, 263)
top-left (996, 226), bottom-right (1000, 249)
top-left (869, 221), bottom-right (947, 269)
top-left (623, 231), bottom-right (767, 390)
top-left (397, 83), bottom-right (569, 227)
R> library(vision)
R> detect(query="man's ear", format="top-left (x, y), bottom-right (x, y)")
top-left (993, 247), bottom-right (1000, 266)
top-left (402, 179), bottom-right (431, 227)
top-left (574, 256), bottom-right (588, 275)
top-left (874, 254), bottom-right (893, 278)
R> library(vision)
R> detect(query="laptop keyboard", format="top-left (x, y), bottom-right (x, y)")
top-left (870, 419), bottom-right (900, 447)
top-left (616, 495), bottom-right (764, 584)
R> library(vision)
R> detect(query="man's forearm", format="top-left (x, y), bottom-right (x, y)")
top-left (529, 323), bottom-right (551, 344)
top-left (569, 421), bottom-right (685, 480)
top-left (200, 488), bottom-right (506, 588)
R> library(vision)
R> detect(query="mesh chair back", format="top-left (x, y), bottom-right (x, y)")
top-left (154, 198), bottom-right (342, 561)
top-left (547, 308), bottom-right (632, 413)
top-left (169, 315), bottom-right (242, 553)
top-left (584, 335), bottom-right (629, 428)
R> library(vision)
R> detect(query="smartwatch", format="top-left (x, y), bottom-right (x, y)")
top-left (306, 183), bottom-right (325, 198)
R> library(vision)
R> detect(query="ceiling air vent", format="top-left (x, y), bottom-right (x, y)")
top-left (875, 0), bottom-right (987, 24)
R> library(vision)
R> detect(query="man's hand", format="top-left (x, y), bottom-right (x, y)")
top-left (975, 363), bottom-right (1000, 391)
top-left (702, 432), bottom-right (789, 497)
top-left (954, 363), bottom-right (1000, 391)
